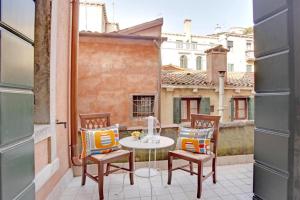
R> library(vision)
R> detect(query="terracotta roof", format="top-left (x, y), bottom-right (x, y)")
top-left (161, 70), bottom-right (254, 88)
top-left (161, 64), bottom-right (185, 71)
top-left (116, 18), bottom-right (163, 35)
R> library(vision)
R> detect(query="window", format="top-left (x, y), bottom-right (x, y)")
top-left (196, 56), bottom-right (202, 70)
top-left (227, 40), bottom-right (234, 50)
top-left (246, 40), bottom-right (252, 50)
top-left (192, 42), bottom-right (197, 50)
top-left (228, 64), bottom-right (234, 72)
top-left (181, 98), bottom-right (200, 122)
top-left (176, 40), bottom-right (183, 48)
top-left (234, 98), bottom-right (248, 120)
top-left (132, 95), bottom-right (155, 117)
top-left (246, 65), bottom-right (253, 72)
top-left (180, 55), bottom-right (188, 68)
top-left (186, 42), bottom-right (190, 49)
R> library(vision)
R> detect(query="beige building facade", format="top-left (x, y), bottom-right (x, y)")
top-left (161, 45), bottom-right (254, 124)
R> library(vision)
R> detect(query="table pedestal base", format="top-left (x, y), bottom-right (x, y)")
top-left (135, 168), bottom-right (158, 178)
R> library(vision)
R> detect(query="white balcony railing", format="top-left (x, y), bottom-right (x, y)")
top-left (245, 50), bottom-right (255, 61)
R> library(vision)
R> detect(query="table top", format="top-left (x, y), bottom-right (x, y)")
top-left (119, 136), bottom-right (174, 150)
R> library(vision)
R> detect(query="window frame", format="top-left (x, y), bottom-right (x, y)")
top-left (191, 42), bottom-right (197, 50)
top-left (234, 98), bottom-right (248, 120)
top-left (181, 98), bottom-right (201, 122)
top-left (196, 56), bottom-right (202, 70)
top-left (176, 40), bottom-right (183, 49)
top-left (180, 55), bottom-right (188, 68)
top-left (228, 63), bottom-right (234, 72)
top-left (132, 95), bottom-right (155, 118)
top-left (227, 40), bottom-right (234, 50)
top-left (246, 40), bottom-right (252, 50)
top-left (246, 65), bottom-right (253, 72)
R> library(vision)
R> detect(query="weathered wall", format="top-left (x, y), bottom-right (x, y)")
top-left (34, 0), bottom-right (51, 124)
top-left (161, 87), bottom-right (253, 124)
top-left (35, 0), bottom-right (71, 199)
top-left (78, 35), bottom-right (160, 127)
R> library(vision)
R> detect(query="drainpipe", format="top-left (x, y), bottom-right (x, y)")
top-left (218, 71), bottom-right (226, 122)
top-left (70, 0), bottom-right (81, 166)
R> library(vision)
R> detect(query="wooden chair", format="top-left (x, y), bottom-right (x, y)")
top-left (79, 113), bottom-right (134, 200)
top-left (167, 114), bottom-right (221, 199)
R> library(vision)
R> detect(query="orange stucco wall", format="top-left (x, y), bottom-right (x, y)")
top-left (78, 35), bottom-right (160, 127)
top-left (35, 0), bottom-right (71, 199)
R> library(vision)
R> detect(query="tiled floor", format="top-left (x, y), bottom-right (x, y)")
top-left (59, 163), bottom-right (253, 200)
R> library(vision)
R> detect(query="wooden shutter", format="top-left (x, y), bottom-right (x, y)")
top-left (230, 98), bottom-right (234, 121)
top-left (173, 97), bottom-right (181, 124)
top-left (200, 97), bottom-right (210, 114)
top-left (248, 97), bottom-right (254, 120)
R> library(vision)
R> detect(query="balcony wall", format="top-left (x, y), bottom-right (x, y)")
top-left (76, 121), bottom-right (254, 163)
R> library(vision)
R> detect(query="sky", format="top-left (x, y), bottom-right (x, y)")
top-left (87, 0), bottom-right (253, 35)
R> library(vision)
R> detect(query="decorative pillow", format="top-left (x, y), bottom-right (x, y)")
top-left (179, 127), bottom-right (214, 139)
top-left (177, 138), bottom-right (211, 154)
top-left (177, 127), bottom-right (214, 154)
top-left (81, 125), bottom-right (120, 158)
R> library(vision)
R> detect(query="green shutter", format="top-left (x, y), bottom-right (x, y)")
top-left (230, 98), bottom-right (234, 121)
top-left (248, 97), bottom-right (254, 120)
top-left (200, 97), bottom-right (210, 115)
top-left (173, 98), bottom-right (181, 124)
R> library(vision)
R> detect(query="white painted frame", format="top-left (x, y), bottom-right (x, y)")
top-left (34, 0), bottom-right (59, 191)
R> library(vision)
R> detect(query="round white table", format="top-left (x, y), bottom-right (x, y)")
top-left (119, 136), bottom-right (174, 178)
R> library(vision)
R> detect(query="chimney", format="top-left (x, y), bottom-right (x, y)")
top-left (184, 19), bottom-right (192, 42)
top-left (205, 45), bottom-right (229, 84)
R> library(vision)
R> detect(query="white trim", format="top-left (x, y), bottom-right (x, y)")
top-left (35, 158), bottom-right (60, 192)
top-left (34, 125), bottom-right (51, 144)
top-left (46, 169), bottom-right (73, 200)
top-left (49, 0), bottom-right (58, 161)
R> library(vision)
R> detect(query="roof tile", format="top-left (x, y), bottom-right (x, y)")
top-left (161, 70), bottom-right (254, 88)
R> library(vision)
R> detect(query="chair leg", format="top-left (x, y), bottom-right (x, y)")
top-left (167, 152), bottom-right (173, 185)
top-left (98, 163), bottom-right (104, 200)
top-left (105, 163), bottom-right (111, 176)
top-left (81, 158), bottom-right (87, 186)
top-left (129, 151), bottom-right (134, 185)
top-left (189, 161), bottom-right (194, 175)
top-left (197, 162), bottom-right (203, 199)
top-left (213, 157), bottom-right (217, 184)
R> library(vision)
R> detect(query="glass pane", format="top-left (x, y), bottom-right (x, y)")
top-left (190, 100), bottom-right (198, 114)
top-left (238, 100), bottom-right (245, 109)
top-left (0, 28), bottom-right (34, 87)
top-left (181, 100), bottom-right (187, 119)
top-left (1, 0), bottom-right (35, 40)
top-left (239, 109), bottom-right (246, 119)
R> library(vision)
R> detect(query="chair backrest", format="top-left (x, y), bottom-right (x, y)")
top-left (79, 113), bottom-right (111, 129)
top-left (191, 114), bottom-right (221, 155)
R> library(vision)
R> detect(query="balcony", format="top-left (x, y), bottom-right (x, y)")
top-left (59, 163), bottom-right (253, 200)
top-left (245, 50), bottom-right (255, 62)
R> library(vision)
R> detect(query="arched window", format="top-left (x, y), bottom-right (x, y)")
top-left (196, 56), bottom-right (202, 70)
top-left (180, 55), bottom-right (188, 68)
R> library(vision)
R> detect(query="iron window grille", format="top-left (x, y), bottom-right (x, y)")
top-left (133, 95), bottom-right (155, 117)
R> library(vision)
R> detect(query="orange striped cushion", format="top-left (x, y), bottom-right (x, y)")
top-left (81, 126), bottom-right (120, 158)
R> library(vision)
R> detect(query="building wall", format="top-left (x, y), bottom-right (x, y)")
top-left (161, 87), bottom-right (253, 124)
top-left (35, 0), bottom-right (71, 199)
top-left (78, 35), bottom-right (160, 127)
top-left (79, 3), bottom-right (105, 32)
top-left (161, 32), bottom-right (254, 72)
top-left (218, 34), bottom-right (254, 72)
top-left (161, 33), bottom-right (217, 70)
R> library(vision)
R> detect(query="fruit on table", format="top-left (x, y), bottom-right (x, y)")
top-left (131, 131), bottom-right (141, 139)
